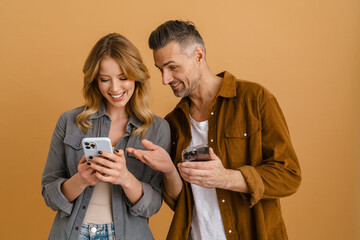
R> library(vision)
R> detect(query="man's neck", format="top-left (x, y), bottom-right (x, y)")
top-left (189, 70), bottom-right (222, 122)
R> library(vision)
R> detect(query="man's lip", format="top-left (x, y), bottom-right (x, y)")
top-left (170, 81), bottom-right (181, 89)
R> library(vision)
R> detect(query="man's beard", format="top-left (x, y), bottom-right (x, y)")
top-left (174, 66), bottom-right (200, 98)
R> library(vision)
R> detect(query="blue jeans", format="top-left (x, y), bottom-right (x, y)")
top-left (78, 223), bottom-right (115, 240)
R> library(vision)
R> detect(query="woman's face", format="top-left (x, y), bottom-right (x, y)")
top-left (97, 56), bottom-right (135, 110)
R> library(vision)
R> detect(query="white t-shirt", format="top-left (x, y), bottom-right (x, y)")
top-left (188, 115), bottom-right (226, 240)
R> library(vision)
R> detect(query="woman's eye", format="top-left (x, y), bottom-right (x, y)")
top-left (119, 78), bottom-right (128, 81)
top-left (100, 78), bottom-right (110, 82)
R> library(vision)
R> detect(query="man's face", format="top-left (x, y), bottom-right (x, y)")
top-left (153, 41), bottom-right (200, 98)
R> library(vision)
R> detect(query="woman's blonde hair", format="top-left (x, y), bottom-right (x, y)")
top-left (76, 33), bottom-right (153, 137)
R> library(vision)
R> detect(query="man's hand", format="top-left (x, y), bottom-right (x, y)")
top-left (126, 139), bottom-right (175, 174)
top-left (127, 139), bottom-right (183, 200)
top-left (178, 148), bottom-right (249, 193)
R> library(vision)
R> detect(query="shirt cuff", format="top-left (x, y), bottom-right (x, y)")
top-left (237, 165), bottom-right (265, 207)
top-left (127, 182), bottom-right (161, 217)
top-left (44, 178), bottom-right (73, 216)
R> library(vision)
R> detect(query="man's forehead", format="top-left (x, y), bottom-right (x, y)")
top-left (153, 42), bottom-right (187, 66)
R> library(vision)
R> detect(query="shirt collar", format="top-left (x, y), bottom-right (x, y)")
top-left (216, 71), bottom-right (237, 98)
top-left (89, 102), bottom-right (108, 120)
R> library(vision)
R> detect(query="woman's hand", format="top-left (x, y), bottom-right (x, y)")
top-left (77, 155), bottom-right (100, 188)
top-left (88, 149), bottom-right (143, 204)
top-left (61, 155), bottom-right (100, 202)
top-left (88, 149), bottom-right (131, 186)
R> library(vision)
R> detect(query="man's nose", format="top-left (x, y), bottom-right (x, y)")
top-left (162, 70), bottom-right (173, 85)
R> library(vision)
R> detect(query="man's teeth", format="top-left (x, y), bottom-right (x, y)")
top-left (111, 92), bottom-right (125, 98)
top-left (171, 82), bottom-right (180, 87)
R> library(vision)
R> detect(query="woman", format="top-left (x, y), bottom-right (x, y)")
top-left (42, 33), bottom-right (171, 240)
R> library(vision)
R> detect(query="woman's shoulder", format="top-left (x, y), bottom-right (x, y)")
top-left (59, 106), bottom-right (86, 120)
top-left (143, 114), bottom-right (170, 136)
top-left (151, 114), bottom-right (170, 128)
top-left (55, 106), bottom-right (86, 129)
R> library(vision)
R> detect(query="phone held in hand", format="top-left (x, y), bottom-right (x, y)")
top-left (182, 144), bottom-right (210, 162)
top-left (82, 137), bottom-right (113, 161)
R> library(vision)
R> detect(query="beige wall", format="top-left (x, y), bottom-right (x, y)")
top-left (1, 0), bottom-right (359, 239)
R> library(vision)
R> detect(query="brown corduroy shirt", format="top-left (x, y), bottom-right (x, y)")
top-left (163, 71), bottom-right (301, 240)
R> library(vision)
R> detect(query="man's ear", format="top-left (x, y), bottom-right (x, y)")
top-left (193, 45), bottom-right (205, 63)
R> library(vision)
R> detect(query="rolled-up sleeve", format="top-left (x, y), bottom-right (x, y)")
top-left (126, 181), bottom-right (162, 217)
top-left (41, 113), bottom-right (73, 215)
top-left (126, 117), bottom-right (171, 217)
top-left (239, 96), bottom-right (301, 207)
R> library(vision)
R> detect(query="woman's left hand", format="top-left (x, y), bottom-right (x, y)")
top-left (88, 149), bottom-right (130, 186)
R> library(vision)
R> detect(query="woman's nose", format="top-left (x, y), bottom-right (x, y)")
top-left (110, 79), bottom-right (120, 92)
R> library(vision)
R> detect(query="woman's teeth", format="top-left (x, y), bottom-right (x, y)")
top-left (111, 92), bottom-right (125, 98)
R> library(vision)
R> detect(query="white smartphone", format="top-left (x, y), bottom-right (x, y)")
top-left (81, 137), bottom-right (113, 161)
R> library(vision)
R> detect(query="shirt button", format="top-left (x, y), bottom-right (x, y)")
top-left (210, 139), bottom-right (214, 143)
top-left (91, 227), bottom-right (97, 233)
top-left (76, 144), bottom-right (80, 147)
top-left (222, 199), bottom-right (225, 203)
top-left (82, 206), bottom-right (86, 209)
top-left (243, 133), bottom-right (247, 137)
top-left (210, 112), bottom-right (214, 115)
top-left (172, 142), bottom-right (176, 145)
top-left (229, 230), bottom-right (232, 233)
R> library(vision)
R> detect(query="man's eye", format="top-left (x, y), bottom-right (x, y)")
top-left (170, 66), bottom-right (177, 70)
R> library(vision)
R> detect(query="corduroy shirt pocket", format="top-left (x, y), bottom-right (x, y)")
top-left (224, 121), bottom-right (261, 168)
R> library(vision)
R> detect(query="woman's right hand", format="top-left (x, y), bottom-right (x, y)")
top-left (77, 155), bottom-right (100, 188)
top-left (61, 155), bottom-right (100, 202)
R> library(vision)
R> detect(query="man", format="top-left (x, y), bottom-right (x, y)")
top-left (127, 20), bottom-right (301, 240)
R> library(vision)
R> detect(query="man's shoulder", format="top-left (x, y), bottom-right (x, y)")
top-left (219, 71), bottom-right (274, 101)
top-left (232, 78), bottom-right (274, 103)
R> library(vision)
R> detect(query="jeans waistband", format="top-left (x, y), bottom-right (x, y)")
top-left (80, 222), bottom-right (115, 239)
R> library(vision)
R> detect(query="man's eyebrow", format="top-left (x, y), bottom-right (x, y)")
top-left (155, 61), bottom-right (175, 69)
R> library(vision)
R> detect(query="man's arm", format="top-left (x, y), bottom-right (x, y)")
top-left (126, 139), bottom-right (183, 201)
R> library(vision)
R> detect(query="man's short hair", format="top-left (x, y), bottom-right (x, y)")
top-left (148, 20), bottom-right (206, 57)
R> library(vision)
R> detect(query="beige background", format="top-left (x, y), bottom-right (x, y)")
top-left (0, 0), bottom-right (359, 239)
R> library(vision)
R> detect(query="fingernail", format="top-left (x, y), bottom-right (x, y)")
top-left (87, 162), bottom-right (91, 166)
top-left (89, 156), bottom-right (93, 160)
top-left (98, 151), bottom-right (103, 154)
